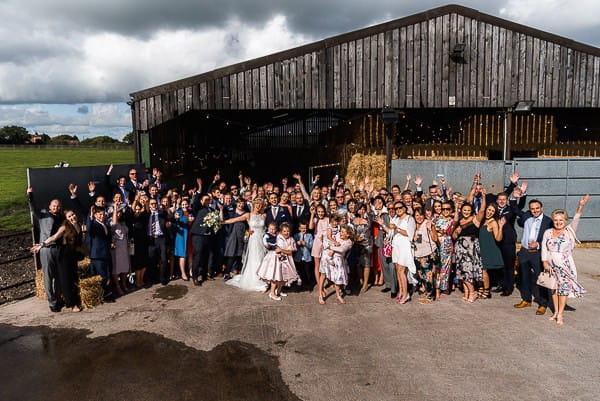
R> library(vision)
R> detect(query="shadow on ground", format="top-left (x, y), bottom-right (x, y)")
top-left (0, 323), bottom-right (302, 401)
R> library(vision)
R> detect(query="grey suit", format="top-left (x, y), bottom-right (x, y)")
top-left (29, 193), bottom-right (64, 310)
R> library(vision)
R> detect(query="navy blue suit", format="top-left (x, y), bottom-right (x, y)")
top-left (86, 218), bottom-right (111, 280)
top-left (265, 205), bottom-right (293, 229)
top-left (514, 208), bottom-right (553, 307)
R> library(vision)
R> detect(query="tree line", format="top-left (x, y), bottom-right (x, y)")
top-left (0, 125), bottom-right (133, 145)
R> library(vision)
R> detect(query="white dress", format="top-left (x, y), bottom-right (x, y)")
top-left (226, 214), bottom-right (268, 291)
top-left (390, 215), bottom-right (418, 284)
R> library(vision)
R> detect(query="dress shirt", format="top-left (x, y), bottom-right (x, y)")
top-left (521, 215), bottom-right (542, 249)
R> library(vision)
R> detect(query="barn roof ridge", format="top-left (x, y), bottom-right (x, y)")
top-left (131, 3), bottom-right (600, 100)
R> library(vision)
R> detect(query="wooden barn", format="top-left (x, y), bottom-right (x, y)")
top-left (129, 4), bottom-right (600, 185)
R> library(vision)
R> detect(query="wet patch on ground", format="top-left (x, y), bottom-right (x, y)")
top-left (151, 284), bottom-right (188, 300)
top-left (0, 324), bottom-right (302, 401)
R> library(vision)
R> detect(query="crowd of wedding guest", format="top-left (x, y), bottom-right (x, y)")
top-left (28, 164), bottom-right (590, 326)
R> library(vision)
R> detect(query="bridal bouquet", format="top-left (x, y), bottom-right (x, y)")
top-left (201, 211), bottom-right (222, 232)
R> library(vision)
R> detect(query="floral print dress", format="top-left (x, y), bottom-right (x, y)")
top-left (433, 216), bottom-right (454, 291)
top-left (541, 214), bottom-right (585, 298)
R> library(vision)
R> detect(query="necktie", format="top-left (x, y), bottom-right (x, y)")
top-left (151, 213), bottom-right (158, 237)
top-left (272, 207), bottom-right (277, 219)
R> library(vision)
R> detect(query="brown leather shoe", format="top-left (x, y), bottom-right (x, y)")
top-left (514, 300), bottom-right (532, 308)
top-left (536, 306), bottom-right (547, 315)
top-left (192, 279), bottom-right (200, 286)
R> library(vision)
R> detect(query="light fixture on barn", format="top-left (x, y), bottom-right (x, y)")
top-left (450, 43), bottom-right (467, 64)
top-left (501, 100), bottom-right (535, 160)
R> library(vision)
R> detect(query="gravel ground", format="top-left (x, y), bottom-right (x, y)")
top-left (0, 231), bottom-right (35, 304)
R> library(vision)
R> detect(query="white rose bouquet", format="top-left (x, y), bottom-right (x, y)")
top-left (201, 210), bottom-right (222, 232)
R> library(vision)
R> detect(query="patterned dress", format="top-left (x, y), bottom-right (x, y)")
top-left (541, 214), bottom-right (585, 298)
top-left (413, 222), bottom-right (438, 299)
top-left (319, 233), bottom-right (353, 285)
top-left (433, 216), bottom-right (454, 291)
top-left (454, 221), bottom-right (482, 283)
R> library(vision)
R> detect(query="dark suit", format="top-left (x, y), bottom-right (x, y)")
top-left (292, 201), bottom-right (311, 230)
top-left (147, 210), bottom-right (172, 284)
top-left (265, 205), bottom-right (293, 228)
top-left (86, 218), bottom-right (112, 280)
top-left (496, 182), bottom-right (524, 291)
top-left (124, 179), bottom-right (143, 202)
top-left (514, 209), bottom-right (553, 306)
top-left (190, 206), bottom-right (216, 281)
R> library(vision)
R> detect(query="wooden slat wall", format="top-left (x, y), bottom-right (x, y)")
top-left (135, 12), bottom-right (600, 131)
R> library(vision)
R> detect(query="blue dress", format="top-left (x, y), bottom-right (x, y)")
top-left (174, 211), bottom-right (190, 258)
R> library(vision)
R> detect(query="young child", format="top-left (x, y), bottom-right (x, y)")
top-left (263, 222), bottom-right (278, 251)
top-left (257, 223), bottom-right (300, 300)
top-left (319, 225), bottom-right (354, 304)
top-left (293, 221), bottom-right (314, 288)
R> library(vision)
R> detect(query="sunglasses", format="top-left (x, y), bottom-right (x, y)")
top-left (394, 206), bottom-right (405, 211)
top-left (442, 207), bottom-right (452, 211)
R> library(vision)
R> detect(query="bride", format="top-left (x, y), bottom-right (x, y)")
top-left (223, 198), bottom-right (268, 292)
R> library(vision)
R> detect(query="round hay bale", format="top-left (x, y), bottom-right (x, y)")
top-left (79, 275), bottom-right (104, 309)
top-left (35, 269), bottom-right (46, 300)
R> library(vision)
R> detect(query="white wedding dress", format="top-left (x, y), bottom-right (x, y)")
top-left (226, 213), bottom-right (268, 291)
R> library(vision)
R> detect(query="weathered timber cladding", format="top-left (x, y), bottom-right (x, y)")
top-left (132, 7), bottom-right (600, 131)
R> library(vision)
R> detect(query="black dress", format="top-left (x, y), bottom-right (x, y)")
top-left (59, 228), bottom-right (84, 308)
top-left (130, 212), bottom-right (149, 270)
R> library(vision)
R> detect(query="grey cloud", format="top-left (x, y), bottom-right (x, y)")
top-left (17, 1), bottom-right (492, 39)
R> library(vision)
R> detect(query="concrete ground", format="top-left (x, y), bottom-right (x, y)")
top-left (1, 249), bottom-right (599, 401)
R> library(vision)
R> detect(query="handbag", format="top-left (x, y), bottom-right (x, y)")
top-left (536, 270), bottom-right (557, 290)
top-left (425, 226), bottom-right (440, 265)
top-left (382, 238), bottom-right (393, 257)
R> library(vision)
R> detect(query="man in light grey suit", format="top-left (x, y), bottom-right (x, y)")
top-left (27, 187), bottom-right (64, 312)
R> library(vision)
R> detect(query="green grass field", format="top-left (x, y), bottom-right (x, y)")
top-left (0, 148), bottom-right (134, 230)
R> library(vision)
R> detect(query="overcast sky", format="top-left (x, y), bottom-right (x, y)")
top-left (1, 0), bottom-right (599, 139)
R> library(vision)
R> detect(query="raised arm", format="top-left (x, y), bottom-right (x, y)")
top-left (26, 187), bottom-right (39, 218)
top-left (111, 203), bottom-right (119, 224)
top-left (474, 188), bottom-right (487, 226)
top-left (570, 194), bottom-right (590, 233)
top-left (293, 173), bottom-right (310, 200)
top-left (403, 173), bottom-right (411, 191)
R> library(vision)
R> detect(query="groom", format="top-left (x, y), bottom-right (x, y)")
top-left (265, 192), bottom-right (292, 229)
top-left (190, 194), bottom-right (215, 286)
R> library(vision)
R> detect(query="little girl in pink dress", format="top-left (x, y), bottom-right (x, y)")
top-left (256, 223), bottom-right (300, 301)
